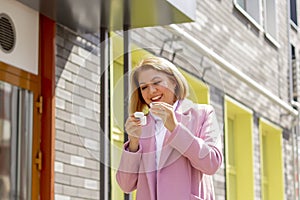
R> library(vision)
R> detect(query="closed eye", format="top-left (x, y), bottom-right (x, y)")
top-left (139, 80), bottom-right (162, 90)
top-left (140, 85), bottom-right (147, 90)
top-left (153, 81), bottom-right (162, 85)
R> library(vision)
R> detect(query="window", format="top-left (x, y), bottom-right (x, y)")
top-left (290, 0), bottom-right (298, 25)
top-left (234, 0), bottom-right (279, 46)
top-left (264, 0), bottom-right (278, 41)
top-left (225, 96), bottom-right (254, 200)
top-left (291, 45), bottom-right (298, 101)
top-left (0, 81), bottom-right (33, 200)
top-left (259, 119), bottom-right (284, 200)
top-left (234, 0), bottom-right (261, 26)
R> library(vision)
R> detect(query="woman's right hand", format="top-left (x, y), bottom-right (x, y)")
top-left (125, 115), bottom-right (142, 152)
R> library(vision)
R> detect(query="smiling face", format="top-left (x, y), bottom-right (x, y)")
top-left (138, 68), bottom-right (177, 105)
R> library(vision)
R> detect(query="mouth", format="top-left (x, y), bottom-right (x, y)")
top-left (151, 95), bottom-right (162, 102)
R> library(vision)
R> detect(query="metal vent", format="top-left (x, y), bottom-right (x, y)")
top-left (0, 13), bottom-right (16, 53)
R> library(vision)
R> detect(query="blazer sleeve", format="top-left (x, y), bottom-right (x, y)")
top-left (168, 105), bottom-right (223, 175)
top-left (116, 141), bottom-right (142, 193)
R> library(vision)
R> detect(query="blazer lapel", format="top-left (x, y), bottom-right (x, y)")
top-left (140, 116), bottom-right (157, 200)
top-left (158, 99), bottom-right (194, 169)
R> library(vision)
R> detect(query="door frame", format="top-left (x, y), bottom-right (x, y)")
top-left (0, 14), bottom-right (56, 200)
top-left (0, 61), bottom-right (41, 199)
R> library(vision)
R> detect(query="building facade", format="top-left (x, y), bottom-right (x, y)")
top-left (1, 0), bottom-right (300, 200)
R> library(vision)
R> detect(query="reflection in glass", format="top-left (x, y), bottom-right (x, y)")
top-left (0, 81), bottom-right (33, 200)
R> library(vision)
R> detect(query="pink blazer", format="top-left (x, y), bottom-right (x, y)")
top-left (116, 99), bottom-right (223, 200)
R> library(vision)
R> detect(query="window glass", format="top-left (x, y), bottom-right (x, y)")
top-left (0, 81), bottom-right (33, 200)
top-left (291, 45), bottom-right (298, 101)
top-left (290, 0), bottom-right (298, 25)
top-left (236, 0), bottom-right (245, 9)
top-left (265, 0), bottom-right (277, 40)
top-left (235, 0), bottom-right (261, 24)
top-left (246, 0), bottom-right (260, 23)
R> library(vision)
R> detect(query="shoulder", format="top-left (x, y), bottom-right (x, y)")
top-left (179, 99), bottom-right (214, 114)
top-left (196, 104), bottom-right (214, 114)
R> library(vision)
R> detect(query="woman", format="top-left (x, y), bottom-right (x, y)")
top-left (116, 57), bottom-right (223, 200)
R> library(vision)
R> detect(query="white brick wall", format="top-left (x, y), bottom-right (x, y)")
top-left (129, 0), bottom-right (295, 199)
top-left (55, 194), bottom-right (70, 200)
top-left (55, 24), bottom-right (101, 199)
top-left (84, 179), bottom-right (98, 190)
top-left (55, 162), bottom-right (64, 173)
top-left (70, 155), bottom-right (85, 167)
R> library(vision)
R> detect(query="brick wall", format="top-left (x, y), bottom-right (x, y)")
top-left (53, 0), bottom-right (298, 199)
top-left (129, 0), bottom-right (295, 199)
top-left (55, 25), bottom-right (101, 200)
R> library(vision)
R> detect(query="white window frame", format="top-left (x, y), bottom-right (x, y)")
top-left (264, 0), bottom-right (280, 48)
top-left (233, 0), bottom-right (264, 31)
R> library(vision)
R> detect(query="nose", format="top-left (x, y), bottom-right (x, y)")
top-left (148, 84), bottom-right (157, 93)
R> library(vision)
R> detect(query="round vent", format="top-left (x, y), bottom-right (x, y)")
top-left (0, 13), bottom-right (16, 53)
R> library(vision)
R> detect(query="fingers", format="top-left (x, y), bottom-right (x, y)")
top-left (150, 103), bottom-right (175, 124)
top-left (125, 116), bottom-right (142, 138)
top-left (150, 102), bottom-right (173, 115)
top-left (125, 115), bottom-right (141, 125)
top-left (150, 102), bottom-right (178, 132)
top-left (150, 102), bottom-right (173, 109)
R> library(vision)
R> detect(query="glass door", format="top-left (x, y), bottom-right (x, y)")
top-left (0, 80), bottom-right (33, 200)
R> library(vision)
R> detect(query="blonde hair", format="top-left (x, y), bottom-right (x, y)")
top-left (129, 56), bottom-right (189, 114)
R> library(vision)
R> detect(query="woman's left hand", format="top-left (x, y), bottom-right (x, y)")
top-left (150, 102), bottom-right (178, 132)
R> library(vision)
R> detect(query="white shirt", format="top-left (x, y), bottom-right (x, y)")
top-left (151, 101), bottom-right (179, 169)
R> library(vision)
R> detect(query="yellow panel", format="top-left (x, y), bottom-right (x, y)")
top-left (110, 59), bottom-right (125, 200)
top-left (259, 119), bottom-right (284, 200)
top-left (111, 132), bottom-right (125, 200)
top-left (225, 96), bottom-right (254, 200)
top-left (227, 118), bottom-right (237, 200)
top-left (112, 32), bottom-right (152, 67)
top-left (228, 119), bottom-right (235, 166)
top-left (224, 97), bottom-right (231, 200)
top-left (235, 114), bottom-right (254, 200)
top-left (229, 173), bottom-right (237, 200)
top-left (179, 69), bottom-right (209, 104)
top-left (111, 35), bottom-right (151, 200)
top-left (131, 48), bottom-right (153, 67)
